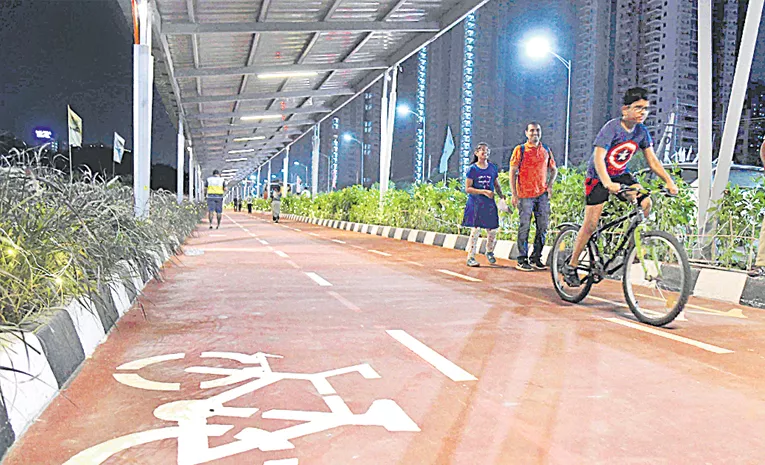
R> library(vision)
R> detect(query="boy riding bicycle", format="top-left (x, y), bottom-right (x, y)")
top-left (562, 87), bottom-right (679, 287)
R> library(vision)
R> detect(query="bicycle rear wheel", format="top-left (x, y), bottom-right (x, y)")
top-left (622, 230), bottom-right (691, 326)
top-left (550, 225), bottom-right (595, 303)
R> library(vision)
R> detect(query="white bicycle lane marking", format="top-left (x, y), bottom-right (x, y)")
top-left (64, 352), bottom-right (420, 465)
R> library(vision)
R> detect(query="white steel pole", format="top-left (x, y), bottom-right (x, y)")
top-left (283, 147), bottom-right (290, 195)
top-left (188, 149), bottom-right (194, 202)
top-left (698, 0), bottom-right (714, 238)
top-left (176, 119), bottom-right (184, 204)
top-left (312, 125), bottom-right (320, 197)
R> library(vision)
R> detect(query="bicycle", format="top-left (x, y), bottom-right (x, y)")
top-left (550, 185), bottom-right (691, 327)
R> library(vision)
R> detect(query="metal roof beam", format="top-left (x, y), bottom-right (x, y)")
top-left (176, 61), bottom-right (387, 78)
top-left (188, 106), bottom-right (332, 120)
top-left (182, 88), bottom-right (354, 104)
top-left (189, 120), bottom-right (316, 133)
top-left (162, 21), bottom-right (440, 35)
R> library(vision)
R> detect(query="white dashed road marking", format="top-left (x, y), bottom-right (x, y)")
top-left (305, 272), bottom-right (333, 287)
top-left (437, 269), bottom-right (482, 282)
top-left (386, 330), bottom-right (477, 382)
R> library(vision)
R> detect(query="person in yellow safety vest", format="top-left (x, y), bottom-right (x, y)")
top-left (205, 169), bottom-right (226, 229)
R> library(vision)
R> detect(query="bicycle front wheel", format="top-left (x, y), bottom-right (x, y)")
top-left (550, 225), bottom-right (595, 303)
top-left (622, 230), bottom-right (691, 326)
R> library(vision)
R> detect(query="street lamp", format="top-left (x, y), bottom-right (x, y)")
top-left (525, 36), bottom-right (571, 168)
top-left (293, 161), bottom-right (309, 190)
top-left (342, 132), bottom-right (365, 186)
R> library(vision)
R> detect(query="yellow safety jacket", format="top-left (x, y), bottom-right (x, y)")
top-left (206, 176), bottom-right (225, 196)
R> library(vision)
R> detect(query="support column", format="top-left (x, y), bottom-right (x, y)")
top-left (283, 147), bottom-right (290, 195)
top-left (197, 165), bottom-right (203, 202)
top-left (132, 7), bottom-right (154, 218)
top-left (697, 0), bottom-right (713, 238)
top-left (267, 160), bottom-right (272, 197)
top-left (257, 166), bottom-right (262, 197)
top-left (188, 149), bottom-right (195, 202)
top-left (176, 119), bottom-right (185, 204)
top-left (379, 70), bottom-right (389, 198)
top-left (380, 67), bottom-right (398, 204)
top-left (312, 125), bottom-right (320, 197)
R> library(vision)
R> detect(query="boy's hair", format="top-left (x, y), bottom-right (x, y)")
top-left (623, 87), bottom-right (649, 106)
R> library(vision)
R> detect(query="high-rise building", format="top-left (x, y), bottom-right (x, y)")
top-left (572, 0), bottom-right (759, 164)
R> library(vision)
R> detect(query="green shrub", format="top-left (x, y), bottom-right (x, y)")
top-left (0, 153), bottom-right (201, 329)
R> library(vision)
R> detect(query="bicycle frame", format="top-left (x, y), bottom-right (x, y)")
top-left (587, 205), bottom-right (644, 280)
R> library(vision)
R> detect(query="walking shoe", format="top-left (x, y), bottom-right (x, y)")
top-left (486, 252), bottom-right (497, 265)
top-left (748, 266), bottom-right (765, 278)
top-left (531, 258), bottom-right (548, 270)
top-left (466, 257), bottom-right (480, 267)
top-left (515, 260), bottom-right (533, 272)
top-left (562, 263), bottom-right (581, 287)
top-left (209, 225), bottom-right (213, 229)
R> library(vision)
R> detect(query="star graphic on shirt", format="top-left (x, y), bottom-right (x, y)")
top-left (615, 149), bottom-right (632, 162)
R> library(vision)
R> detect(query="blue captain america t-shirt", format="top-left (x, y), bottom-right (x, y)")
top-left (585, 118), bottom-right (653, 181)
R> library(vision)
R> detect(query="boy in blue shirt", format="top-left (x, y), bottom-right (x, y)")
top-left (562, 87), bottom-right (679, 286)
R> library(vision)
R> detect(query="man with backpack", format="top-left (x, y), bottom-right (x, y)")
top-left (510, 122), bottom-right (558, 271)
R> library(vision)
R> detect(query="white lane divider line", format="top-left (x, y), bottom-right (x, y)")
top-left (328, 291), bottom-right (361, 313)
top-left (350, 245), bottom-right (365, 250)
top-left (285, 260), bottom-right (301, 269)
top-left (402, 260), bottom-right (425, 267)
top-left (386, 330), bottom-right (477, 382)
top-left (305, 272), bottom-right (333, 287)
top-left (589, 295), bottom-right (686, 322)
top-left (275, 250), bottom-right (289, 258)
top-left (293, 228), bottom-right (302, 232)
top-left (437, 269), bottom-right (482, 282)
top-left (258, 239), bottom-right (269, 245)
top-left (602, 318), bottom-right (734, 354)
top-left (210, 234), bottom-right (226, 237)
top-left (368, 250), bottom-right (392, 257)
top-left (308, 232), bottom-right (321, 237)
top-left (332, 239), bottom-right (346, 244)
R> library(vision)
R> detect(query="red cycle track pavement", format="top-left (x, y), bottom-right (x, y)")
top-left (5, 211), bottom-right (765, 465)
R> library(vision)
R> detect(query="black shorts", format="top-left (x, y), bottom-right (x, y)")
top-left (585, 173), bottom-right (637, 206)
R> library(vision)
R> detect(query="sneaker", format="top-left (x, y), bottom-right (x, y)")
top-left (466, 257), bottom-right (480, 267)
top-left (562, 263), bottom-right (581, 287)
top-left (209, 225), bottom-right (213, 229)
top-left (515, 260), bottom-right (533, 272)
top-left (216, 224), bottom-right (220, 229)
top-left (748, 266), bottom-right (765, 278)
top-left (486, 252), bottom-right (497, 265)
top-left (531, 258), bottom-right (548, 270)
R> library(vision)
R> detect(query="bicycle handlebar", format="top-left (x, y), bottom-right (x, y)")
top-left (617, 184), bottom-right (677, 198)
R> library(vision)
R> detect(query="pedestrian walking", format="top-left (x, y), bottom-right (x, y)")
top-left (205, 170), bottom-right (226, 229)
top-left (247, 197), bottom-right (253, 214)
top-left (233, 196), bottom-right (240, 212)
top-left (750, 141), bottom-right (765, 278)
top-left (462, 143), bottom-right (505, 267)
top-left (271, 186), bottom-right (282, 223)
top-left (510, 122), bottom-right (558, 271)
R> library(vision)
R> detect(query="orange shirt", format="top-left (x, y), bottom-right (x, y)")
top-left (510, 143), bottom-right (556, 199)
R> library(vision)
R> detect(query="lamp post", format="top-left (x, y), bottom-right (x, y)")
top-left (342, 133), bottom-right (365, 186)
top-left (293, 161), bottom-right (308, 191)
top-left (525, 36), bottom-right (571, 169)
top-left (396, 103), bottom-right (427, 181)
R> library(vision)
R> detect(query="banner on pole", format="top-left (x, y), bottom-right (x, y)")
top-left (67, 106), bottom-right (83, 147)
top-left (113, 132), bottom-right (125, 163)
top-left (439, 126), bottom-right (455, 174)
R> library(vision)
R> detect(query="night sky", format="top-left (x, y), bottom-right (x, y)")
top-left (0, 0), bottom-right (177, 166)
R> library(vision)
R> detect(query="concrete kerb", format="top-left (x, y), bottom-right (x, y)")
top-left (282, 214), bottom-right (764, 310)
top-left (0, 238), bottom-right (182, 459)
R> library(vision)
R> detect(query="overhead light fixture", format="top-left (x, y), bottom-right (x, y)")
top-left (241, 114), bottom-right (284, 121)
top-left (225, 157), bottom-right (249, 162)
top-left (257, 71), bottom-right (319, 79)
top-left (221, 169), bottom-right (238, 173)
top-left (227, 149), bottom-right (255, 154)
top-left (232, 136), bottom-right (266, 142)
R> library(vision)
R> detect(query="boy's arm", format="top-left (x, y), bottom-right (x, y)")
top-left (547, 153), bottom-right (558, 194)
top-left (644, 146), bottom-right (679, 194)
top-left (593, 147), bottom-right (619, 193)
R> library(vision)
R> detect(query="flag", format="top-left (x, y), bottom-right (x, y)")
top-left (67, 106), bottom-right (83, 147)
top-left (439, 125), bottom-right (455, 174)
top-left (113, 132), bottom-right (125, 164)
